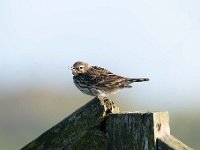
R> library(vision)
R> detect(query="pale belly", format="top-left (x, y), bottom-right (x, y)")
top-left (74, 81), bottom-right (121, 96)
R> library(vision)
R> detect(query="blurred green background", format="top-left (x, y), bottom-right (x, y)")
top-left (1, 0), bottom-right (200, 149)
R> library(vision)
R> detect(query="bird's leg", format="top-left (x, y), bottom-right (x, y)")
top-left (97, 93), bottom-right (108, 102)
top-left (97, 93), bottom-right (117, 114)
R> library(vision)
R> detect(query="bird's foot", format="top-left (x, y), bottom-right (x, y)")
top-left (97, 94), bottom-right (108, 101)
top-left (97, 94), bottom-right (118, 114)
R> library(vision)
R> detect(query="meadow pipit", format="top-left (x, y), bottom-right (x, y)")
top-left (70, 61), bottom-right (149, 97)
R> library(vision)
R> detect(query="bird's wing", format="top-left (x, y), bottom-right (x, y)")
top-left (91, 66), bottom-right (113, 75)
top-left (88, 66), bottom-right (128, 88)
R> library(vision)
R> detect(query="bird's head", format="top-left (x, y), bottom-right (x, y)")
top-left (70, 61), bottom-right (91, 75)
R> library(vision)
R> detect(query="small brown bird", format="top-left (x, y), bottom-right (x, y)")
top-left (70, 61), bottom-right (149, 97)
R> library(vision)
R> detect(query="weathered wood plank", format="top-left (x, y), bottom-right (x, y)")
top-left (106, 112), bottom-right (170, 150)
top-left (21, 96), bottom-right (119, 150)
top-left (157, 135), bottom-right (193, 150)
top-left (21, 97), bottom-right (193, 150)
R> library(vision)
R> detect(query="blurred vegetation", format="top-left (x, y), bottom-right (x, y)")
top-left (0, 86), bottom-right (199, 149)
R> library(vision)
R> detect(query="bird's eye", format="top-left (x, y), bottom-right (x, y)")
top-left (79, 66), bottom-right (83, 69)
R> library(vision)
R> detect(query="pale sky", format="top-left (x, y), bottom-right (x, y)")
top-left (1, 0), bottom-right (200, 110)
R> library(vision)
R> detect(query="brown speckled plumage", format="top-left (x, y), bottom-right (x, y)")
top-left (70, 61), bottom-right (149, 96)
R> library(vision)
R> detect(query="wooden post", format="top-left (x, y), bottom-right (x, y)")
top-left (106, 112), bottom-right (170, 150)
top-left (21, 96), bottom-right (119, 150)
top-left (21, 97), bottom-right (193, 150)
top-left (157, 135), bottom-right (193, 150)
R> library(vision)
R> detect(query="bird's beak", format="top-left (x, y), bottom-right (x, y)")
top-left (68, 66), bottom-right (77, 75)
top-left (68, 66), bottom-right (73, 70)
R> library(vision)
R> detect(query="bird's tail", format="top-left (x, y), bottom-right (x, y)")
top-left (127, 78), bottom-right (149, 83)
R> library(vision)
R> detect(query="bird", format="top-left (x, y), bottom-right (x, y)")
top-left (70, 61), bottom-right (149, 97)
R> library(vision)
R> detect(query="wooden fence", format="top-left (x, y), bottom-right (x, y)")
top-left (21, 96), bottom-right (193, 150)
